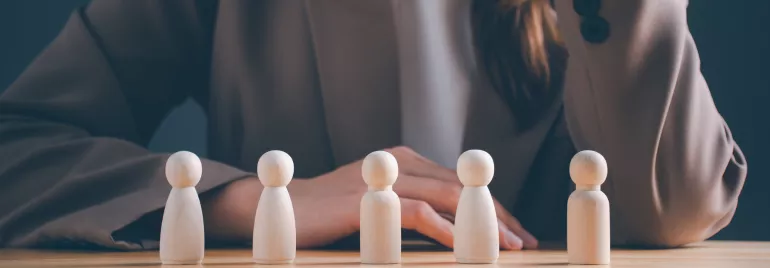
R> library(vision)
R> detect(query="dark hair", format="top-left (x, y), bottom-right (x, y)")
top-left (472, 0), bottom-right (567, 129)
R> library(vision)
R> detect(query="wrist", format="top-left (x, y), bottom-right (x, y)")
top-left (201, 177), bottom-right (262, 242)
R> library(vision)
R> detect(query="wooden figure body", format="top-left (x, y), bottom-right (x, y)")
top-left (253, 150), bottom-right (296, 264)
top-left (360, 151), bottom-right (401, 264)
top-left (567, 150), bottom-right (610, 265)
top-left (453, 149), bottom-right (498, 264)
top-left (160, 151), bottom-right (205, 265)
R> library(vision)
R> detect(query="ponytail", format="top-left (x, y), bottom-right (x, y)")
top-left (472, 0), bottom-right (566, 128)
top-left (514, 0), bottom-right (561, 82)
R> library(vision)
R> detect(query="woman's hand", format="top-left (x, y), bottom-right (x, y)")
top-left (291, 146), bottom-right (537, 249)
top-left (202, 146), bottom-right (537, 250)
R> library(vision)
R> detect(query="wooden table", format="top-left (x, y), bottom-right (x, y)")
top-left (0, 241), bottom-right (768, 267)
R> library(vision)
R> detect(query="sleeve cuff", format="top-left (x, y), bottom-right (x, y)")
top-left (16, 157), bottom-right (254, 250)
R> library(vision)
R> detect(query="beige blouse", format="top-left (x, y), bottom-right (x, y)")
top-left (393, 0), bottom-right (474, 169)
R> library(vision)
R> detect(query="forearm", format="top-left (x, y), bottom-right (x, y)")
top-left (0, 117), bottom-right (253, 248)
top-left (555, 0), bottom-right (747, 246)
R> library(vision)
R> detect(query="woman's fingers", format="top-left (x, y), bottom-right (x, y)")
top-left (394, 172), bottom-right (538, 249)
top-left (393, 174), bottom-right (461, 215)
top-left (493, 200), bottom-right (538, 249)
top-left (395, 178), bottom-right (525, 251)
top-left (399, 198), bottom-right (524, 250)
top-left (498, 219), bottom-right (523, 250)
top-left (387, 146), bottom-right (538, 249)
top-left (401, 198), bottom-right (455, 248)
top-left (386, 146), bottom-right (459, 183)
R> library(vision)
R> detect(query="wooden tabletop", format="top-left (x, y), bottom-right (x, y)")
top-left (0, 241), bottom-right (768, 267)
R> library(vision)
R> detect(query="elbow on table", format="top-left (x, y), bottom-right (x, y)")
top-left (621, 175), bottom-right (745, 248)
top-left (622, 163), bottom-right (746, 247)
top-left (625, 206), bottom-right (738, 248)
top-left (630, 137), bottom-right (748, 247)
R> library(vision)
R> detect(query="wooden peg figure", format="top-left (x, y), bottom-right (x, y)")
top-left (160, 151), bottom-right (205, 265)
top-left (360, 150), bottom-right (401, 264)
top-left (568, 150), bottom-right (610, 265)
top-left (253, 150), bottom-right (296, 264)
top-left (454, 149), bottom-right (499, 264)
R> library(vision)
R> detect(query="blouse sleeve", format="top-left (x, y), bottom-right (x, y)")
top-left (555, 0), bottom-right (747, 247)
top-left (0, 0), bottom-right (252, 249)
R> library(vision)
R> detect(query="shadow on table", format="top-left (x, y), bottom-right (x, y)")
top-left (314, 230), bottom-right (452, 252)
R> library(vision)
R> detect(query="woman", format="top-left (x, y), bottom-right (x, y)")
top-left (0, 0), bottom-right (747, 250)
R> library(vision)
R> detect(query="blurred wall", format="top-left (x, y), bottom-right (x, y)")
top-left (1, 0), bottom-right (768, 240)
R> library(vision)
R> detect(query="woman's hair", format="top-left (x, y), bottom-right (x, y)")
top-left (472, 0), bottom-right (567, 129)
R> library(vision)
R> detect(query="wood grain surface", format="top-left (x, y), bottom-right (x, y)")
top-left (0, 241), bottom-right (768, 267)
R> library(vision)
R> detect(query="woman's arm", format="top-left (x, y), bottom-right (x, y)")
top-left (555, 0), bottom-right (747, 247)
top-left (0, 0), bottom-right (252, 249)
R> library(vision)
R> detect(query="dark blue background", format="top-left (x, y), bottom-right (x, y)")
top-left (1, 0), bottom-right (768, 240)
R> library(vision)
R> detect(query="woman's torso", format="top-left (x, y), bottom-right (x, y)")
top-left (197, 0), bottom-right (574, 241)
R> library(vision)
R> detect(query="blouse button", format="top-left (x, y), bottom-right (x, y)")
top-left (580, 16), bottom-right (610, 44)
